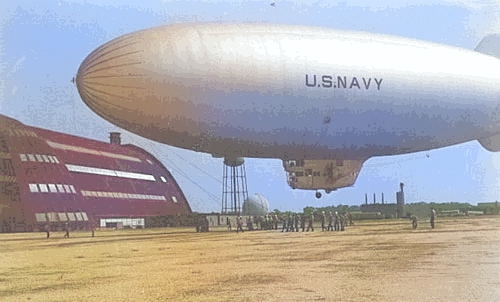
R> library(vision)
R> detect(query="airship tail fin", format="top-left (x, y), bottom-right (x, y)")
top-left (475, 34), bottom-right (500, 59)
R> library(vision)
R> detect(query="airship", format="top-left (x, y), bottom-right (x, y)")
top-left (76, 23), bottom-right (500, 197)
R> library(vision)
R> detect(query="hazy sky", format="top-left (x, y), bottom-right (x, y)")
top-left (1, 0), bottom-right (500, 212)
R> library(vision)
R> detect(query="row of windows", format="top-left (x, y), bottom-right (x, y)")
top-left (66, 164), bottom-right (156, 182)
top-left (35, 212), bottom-right (88, 222)
top-left (6, 128), bottom-right (38, 137)
top-left (29, 183), bottom-right (76, 194)
top-left (20, 153), bottom-right (60, 164)
top-left (292, 171), bottom-right (321, 177)
top-left (47, 140), bottom-right (142, 163)
top-left (20, 154), bottom-right (168, 183)
top-left (100, 217), bottom-right (145, 228)
top-left (81, 190), bottom-right (167, 201)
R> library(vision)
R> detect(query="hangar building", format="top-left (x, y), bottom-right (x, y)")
top-left (0, 114), bottom-right (191, 232)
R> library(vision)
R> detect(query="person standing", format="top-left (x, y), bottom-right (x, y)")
top-left (300, 214), bottom-right (306, 232)
top-left (327, 211), bottom-right (333, 231)
top-left (45, 224), bottom-right (50, 239)
top-left (281, 215), bottom-right (288, 232)
top-left (288, 214), bottom-right (294, 232)
top-left (63, 223), bottom-right (70, 238)
top-left (334, 212), bottom-right (340, 231)
top-left (306, 212), bottom-right (314, 232)
top-left (410, 215), bottom-right (418, 229)
top-left (321, 211), bottom-right (327, 231)
top-left (430, 208), bottom-right (436, 229)
top-left (294, 214), bottom-right (299, 232)
top-left (236, 216), bottom-right (244, 233)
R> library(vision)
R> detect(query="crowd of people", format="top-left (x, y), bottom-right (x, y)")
top-left (228, 211), bottom-right (354, 233)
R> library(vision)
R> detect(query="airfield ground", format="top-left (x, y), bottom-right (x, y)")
top-left (1, 216), bottom-right (499, 302)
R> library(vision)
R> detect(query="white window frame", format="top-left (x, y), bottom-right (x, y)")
top-left (48, 184), bottom-right (57, 193)
top-left (38, 184), bottom-right (49, 193)
top-left (29, 183), bottom-right (39, 193)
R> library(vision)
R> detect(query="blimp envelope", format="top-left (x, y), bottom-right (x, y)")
top-left (76, 23), bottom-right (500, 194)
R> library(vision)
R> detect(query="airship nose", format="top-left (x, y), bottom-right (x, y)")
top-left (75, 33), bottom-right (145, 121)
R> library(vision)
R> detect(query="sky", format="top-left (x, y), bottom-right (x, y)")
top-left (1, 0), bottom-right (500, 212)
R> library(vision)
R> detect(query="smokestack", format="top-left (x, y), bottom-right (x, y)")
top-left (373, 193), bottom-right (376, 204)
top-left (109, 132), bottom-right (121, 145)
top-left (365, 194), bottom-right (368, 205)
top-left (382, 193), bottom-right (384, 204)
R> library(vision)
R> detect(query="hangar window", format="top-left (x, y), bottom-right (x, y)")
top-left (29, 183), bottom-right (39, 193)
top-left (56, 184), bottom-right (65, 193)
top-left (38, 184), bottom-right (49, 193)
top-left (146, 159), bottom-right (153, 164)
top-left (27, 154), bottom-right (36, 162)
top-left (35, 154), bottom-right (44, 162)
top-left (63, 184), bottom-right (71, 193)
top-left (51, 156), bottom-right (60, 164)
top-left (160, 176), bottom-right (167, 183)
top-left (81, 212), bottom-right (89, 221)
top-left (66, 164), bottom-right (156, 182)
top-left (58, 213), bottom-right (68, 221)
top-left (20, 154), bottom-right (28, 162)
top-left (48, 184), bottom-right (57, 193)
top-left (67, 212), bottom-right (76, 221)
top-left (47, 212), bottom-right (58, 222)
top-left (172, 196), bottom-right (178, 203)
top-left (42, 155), bottom-right (50, 163)
top-left (35, 213), bottom-right (47, 222)
top-left (75, 212), bottom-right (83, 221)
top-left (47, 140), bottom-right (142, 162)
top-left (69, 185), bottom-right (76, 194)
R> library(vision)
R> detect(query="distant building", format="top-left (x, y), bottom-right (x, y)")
top-left (360, 183), bottom-right (405, 218)
top-left (0, 114), bottom-right (191, 232)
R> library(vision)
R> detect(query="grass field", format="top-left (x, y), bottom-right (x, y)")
top-left (1, 216), bottom-right (500, 301)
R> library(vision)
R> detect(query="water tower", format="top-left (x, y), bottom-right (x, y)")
top-left (221, 157), bottom-right (248, 215)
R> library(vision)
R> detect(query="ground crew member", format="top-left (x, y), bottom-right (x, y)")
top-left (294, 214), bottom-right (299, 232)
top-left (321, 211), bottom-right (326, 231)
top-left (327, 211), bottom-right (333, 231)
top-left (430, 208), bottom-right (436, 229)
top-left (273, 214), bottom-right (279, 230)
top-left (281, 215), bottom-right (288, 232)
top-left (334, 211), bottom-right (340, 231)
top-left (63, 224), bottom-right (70, 238)
top-left (288, 214), bottom-right (294, 232)
top-left (340, 214), bottom-right (345, 231)
top-left (347, 212), bottom-right (354, 226)
top-left (410, 215), bottom-right (418, 229)
top-left (306, 212), bottom-right (314, 231)
top-left (236, 216), bottom-right (244, 233)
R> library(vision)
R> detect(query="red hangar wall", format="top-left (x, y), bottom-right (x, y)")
top-left (0, 114), bottom-right (191, 232)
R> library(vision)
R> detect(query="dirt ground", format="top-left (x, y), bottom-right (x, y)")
top-left (1, 216), bottom-right (499, 301)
